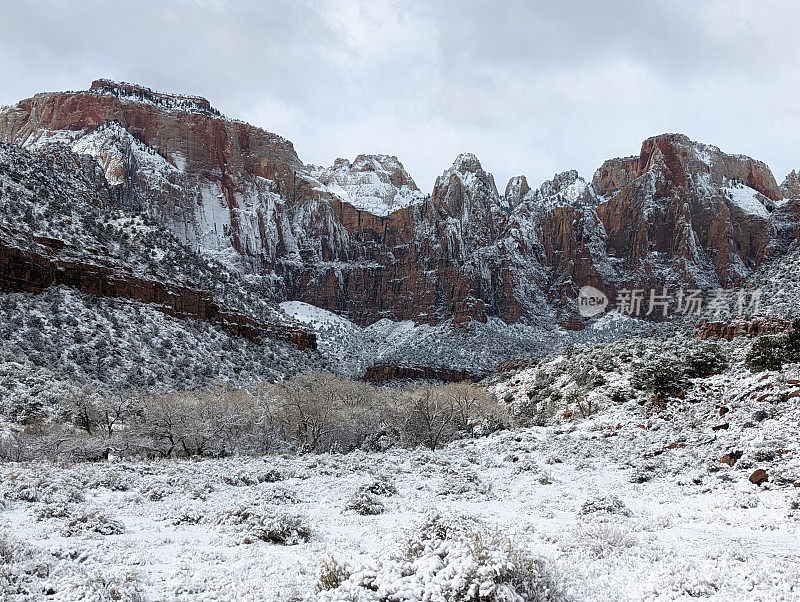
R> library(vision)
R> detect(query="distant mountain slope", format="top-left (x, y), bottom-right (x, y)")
top-left (2, 81), bottom-right (798, 331)
top-left (0, 141), bottom-right (324, 405)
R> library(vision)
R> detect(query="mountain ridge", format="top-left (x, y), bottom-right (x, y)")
top-left (1, 80), bottom-right (798, 332)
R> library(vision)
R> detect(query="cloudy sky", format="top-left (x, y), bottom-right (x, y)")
top-left (1, 0), bottom-right (798, 192)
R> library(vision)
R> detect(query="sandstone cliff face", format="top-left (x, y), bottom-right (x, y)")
top-left (594, 133), bottom-right (780, 292)
top-left (0, 240), bottom-right (315, 349)
top-left (1, 82), bottom-right (797, 329)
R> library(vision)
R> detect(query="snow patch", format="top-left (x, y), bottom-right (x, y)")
top-left (722, 185), bottom-right (770, 218)
top-left (280, 301), bottom-right (357, 331)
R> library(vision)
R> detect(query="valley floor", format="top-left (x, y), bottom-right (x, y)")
top-left (2, 368), bottom-right (799, 601)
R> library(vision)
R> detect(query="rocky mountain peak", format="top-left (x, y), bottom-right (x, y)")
top-left (592, 155), bottom-right (639, 198)
top-left (451, 152), bottom-right (483, 173)
top-left (433, 153), bottom-right (501, 217)
top-left (349, 154), bottom-right (420, 190)
top-left (504, 175), bottom-right (531, 209)
top-left (1, 81), bottom-right (798, 331)
top-left (592, 133), bottom-right (782, 203)
top-left (536, 170), bottom-right (595, 207)
top-left (308, 153), bottom-right (424, 216)
top-left (782, 170), bottom-right (800, 198)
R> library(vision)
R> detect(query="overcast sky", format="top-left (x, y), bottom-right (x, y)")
top-left (1, 0), bottom-right (798, 192)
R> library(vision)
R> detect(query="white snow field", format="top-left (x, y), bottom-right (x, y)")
top-left (2, 345), bottom-right (799, 601)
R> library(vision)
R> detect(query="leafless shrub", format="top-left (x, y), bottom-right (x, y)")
top-left (265, 371), bottom-right (396, 453)
top-left (316, 556), bottom-right (351, 592)
top-left (561, 523), bottom-right (638, 558)
top-left (2, 374), bottom-right (509, 461)
top-left (401, 383), bottom-right (508, 450)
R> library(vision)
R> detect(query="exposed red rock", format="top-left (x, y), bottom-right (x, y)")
top-left (782, 170), bottom-right (800, 197)
top-left (362, 364), bottom-right (483, 383)
top-left (696, 318), bottom-right (792, 341)
top-left (0, 240), bottom-right (316, 350)
top-left (749, 468), bottom-right (769, 485)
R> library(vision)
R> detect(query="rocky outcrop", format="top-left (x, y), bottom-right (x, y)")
top-left (0, 239), bottom-right (315, 349)
top-left (594, 133), bottom-right (779, 293)
top-left (1, 82), bottom-right (797, 329)
top-left (749, 468), bottom-right (769, 486)
top-left (696, 318), bottom-right (792, 341)
top-left (362, 364), bottom-right (483, 383)
top-left (0, 141), bottom-right (315, 350)
top-left (306, 154), bottom-right (426, 216)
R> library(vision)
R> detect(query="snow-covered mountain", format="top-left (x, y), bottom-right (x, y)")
top-left (1, 80), bottom-right (800, 384)
top-left (3, 81), bottom-right (798, 333)
top-left (306, 154), bottom-right (426, 217)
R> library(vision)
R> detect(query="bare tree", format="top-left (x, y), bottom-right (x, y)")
top-left (403, 386), bottom-right (457, 451)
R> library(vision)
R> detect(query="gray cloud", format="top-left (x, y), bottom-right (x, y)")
top-left (1, 0), bottom-right (798, 192)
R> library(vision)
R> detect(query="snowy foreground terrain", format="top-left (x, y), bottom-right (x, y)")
top-left (2, 341), bottom-right (799, 601)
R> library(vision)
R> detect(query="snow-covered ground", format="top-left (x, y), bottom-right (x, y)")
top-left (2, 342), bottom-right (798, 601)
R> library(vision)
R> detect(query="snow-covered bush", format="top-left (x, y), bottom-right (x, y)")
top-left (0, 531), bottom-right (42, 598)
top-left (631, 359), bottom-right (688, 398)
top-left (256, 485), bottom-right (298, 505)
top-left (165, 503), bottom-right (206, 526)
top-left (318, 513), bottom-right (564, 601)
top-left (33, 502), bottom-right (74, 521)
top-left (437, 467), bottom-right (492, 498)
top-left (137, 470), bottom-right (214, 502)
top-left (579, 494), bottom-right (632, 518)
top-left (86, 468), bottom-right (134, 492)
top-left (215, 503), bottom-right (311, 545)
top-left (746, 320), bottom-right (800, 372)
top-left (628, 338), bottom-right (730, 399)
top-left (512, 372), bottom-right (563, 427)
top-left (0, 469), bottom-right (85, 506)
top-left (359, 475), bottom-right (398, 497)
top-left (683, 341), bottom-right (729, 378)
top-left (561, 523), bottom-right (638, 558)
top-left (50, 568), bottom-right (145, 602)
top-left (316, 556), bottom-right (351, 593)
top-left (343, 489), bottom-right (385, 515)
top-left (630, 463), bottom-right (657, 484)
top-left (222, 467), bottom-right (283, 487)
top-left (61, 507), bottom-right (125, 537)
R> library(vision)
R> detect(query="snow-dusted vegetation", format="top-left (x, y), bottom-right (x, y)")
top-left (1, 332), bottom-right (799, 600)
top-left (0, 287), bottom-right (322, 413)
